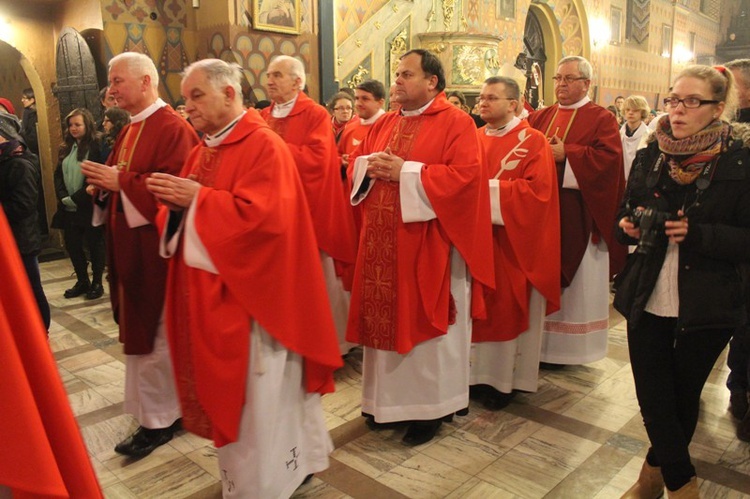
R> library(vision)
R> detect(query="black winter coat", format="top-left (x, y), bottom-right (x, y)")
top-left (0, 149), bottom-right (41, 255)
top-left (614, 128), bottom-right (750, 333)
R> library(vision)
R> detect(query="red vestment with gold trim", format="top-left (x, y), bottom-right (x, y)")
top-left (106, 106), bottom-right (199, 354)
top-left (528, 102), bottom-right (626, 285)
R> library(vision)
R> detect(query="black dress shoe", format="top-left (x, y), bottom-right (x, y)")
top-left (85, 283), bottom-right (104, 300)
top-left (365, 415), bottom-right (403, 430)
top-left (539, 362), bottom-right (567, 370)
top-left (469, 384), bottom-right (491, 401)
top-left (402, 419), bottom-right (442, 446)
top-left (482, 388), bottom-right (516, 411)
top-left (64, 281), bottom-right (89, 299)
top-left (114, 419), bottom-right (182, 458)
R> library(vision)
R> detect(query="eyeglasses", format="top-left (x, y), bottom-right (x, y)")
top-left (333, 106), bottom-right (352, 112)
top-left (662, 97), bottom-right (719, 109)
top-left (552, 75), bottom-right (588, 84)
top-left (477, 96), bottom-right (516, 103)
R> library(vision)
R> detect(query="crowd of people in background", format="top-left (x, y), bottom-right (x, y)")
top-left (1, 50), bottom-right (749, 499)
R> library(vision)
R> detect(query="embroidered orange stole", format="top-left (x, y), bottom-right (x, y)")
top-left (358, 115), bottom-right (423, 350)
top-left (109, 121), bottom-right (145, 223)
top-left (543, 107), bottom-right (578, 186)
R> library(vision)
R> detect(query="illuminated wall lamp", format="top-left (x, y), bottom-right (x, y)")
top-left (590, 18), bottom-right (612, 49)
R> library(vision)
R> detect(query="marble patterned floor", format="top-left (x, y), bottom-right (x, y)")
top-left (41, 257), bottom-right (750, 499)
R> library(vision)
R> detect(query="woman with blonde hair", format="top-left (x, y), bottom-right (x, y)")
top-left (615, 65), bottom-right (750, 498)
top-left (620, 95), bottom-right (651, 179)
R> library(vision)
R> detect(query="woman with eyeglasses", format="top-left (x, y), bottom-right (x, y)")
top-left (328, 91), bottom-right (355, 143)
top-left (615, 65), bottom-right (750, 498)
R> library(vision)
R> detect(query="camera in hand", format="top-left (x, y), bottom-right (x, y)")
top-left (630, 207), bottom-right (675, 255)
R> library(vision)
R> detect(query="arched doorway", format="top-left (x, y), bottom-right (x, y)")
top-left (54, 27), bottom-right (102, 126)
top-left (523, 3), bottom-right (563, 107)
top-left (521, 11), bottom-right (546, 109)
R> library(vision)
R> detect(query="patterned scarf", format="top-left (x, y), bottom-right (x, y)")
top-left (654, 116), bottom-right (729, 185)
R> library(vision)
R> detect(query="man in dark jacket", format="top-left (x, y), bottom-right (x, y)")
top-left (0, 112), bottom-right (50, 330)
top-left (725, 58), bottom-right (750, 441)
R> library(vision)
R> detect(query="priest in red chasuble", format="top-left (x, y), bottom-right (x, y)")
top-left (82, 52), bottom-right (198, 458)
top-left (260, 55), bottom-right (358, 356)
top-left (146, 59), bottom-right (342, 498)
top-left (338, 79), bottom-right (387, 174)
top-left (347, 49), bottom-right (495, 446)
top-left (470, 76), bottom-right (561, 411)
top-left (528, 56), bottom-right (626, 366)
top-left (339, 79), bottom-right (387, 234)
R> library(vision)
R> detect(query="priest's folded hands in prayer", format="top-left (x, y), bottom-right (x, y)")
top-left (548, 135), bottom-right (566, 162)
top-left (145, 172), bottom-right (201, 211)
top-left (81, 160), bottom-right (120, 192)
top-left (366, 147), bottom-right (403, 182)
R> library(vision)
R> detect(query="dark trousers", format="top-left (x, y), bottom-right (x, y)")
top-left (627, 312), bottom-right (732, 491)
top-left (63, 223), bottom-right (105, 284)
top-left (727, 325), bottom-right (749, 394)
top-left (20, 253), bottom-right (50, 330)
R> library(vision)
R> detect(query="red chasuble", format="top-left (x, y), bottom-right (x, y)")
top-left (0, 207), bottom-right (102, 498)
top-left (528, 101), bottom-right (626, 285)
top-left (346, 93), bottom-right (495, 353)
top-left (260, 93), bottom-right (357, 273)
top-left (338, 118), bottom-right (376, 159)
top-left (159, 112), bottom-right (342, 447)
top-left (472, 121), bottom-right (561, 342)
top-left (106, 105), bottom-right (199, 354)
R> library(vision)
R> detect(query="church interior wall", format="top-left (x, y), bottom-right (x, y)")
top-left (194, 0), bottom-right (320, 102)
top-left (100, 0), bottom-right (196, 105)
top-left (334, 0), bottom-right (725, 111)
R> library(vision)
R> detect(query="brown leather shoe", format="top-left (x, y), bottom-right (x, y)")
top-left (667, 477), bottom-right (700, 499)
top-left (621, 460), bottom-right (665, 499)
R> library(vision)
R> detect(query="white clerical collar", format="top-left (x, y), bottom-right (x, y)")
top-left (484, 116), bottom-right (521, 137)
top-left (204, 112), bottom-right (245, 147)
top-left (559, 96), bottom-right (590, 110)
top-left (401, 98), bottom-right (435, 117)
top-left (271, 94), bottom-right (300, 118)
top-left (130, 98), bottom-right (168, 123)
top-left (361, 109), bottom-right (385, 125)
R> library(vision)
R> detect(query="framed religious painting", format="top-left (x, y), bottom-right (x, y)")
top-left (253, 0), bottom-right (301, 35)
top-left (496, 0), bottom-right (516, 20)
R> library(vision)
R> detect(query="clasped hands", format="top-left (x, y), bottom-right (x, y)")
top-left (619, 208), bottom-right (689, 244)
top-left (548, 135), bottom-right (566, 163)
top-left (366, 147), bottom-right (404, 182)
top-left (81, 160), bottom-right (120, 192)
top-left (145, 173), bottom-right (201, 211)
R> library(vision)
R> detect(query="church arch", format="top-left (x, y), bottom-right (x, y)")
top-left (526, 2), bottom-right (562, 107)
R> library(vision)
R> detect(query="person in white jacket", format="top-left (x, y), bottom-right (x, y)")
top-left (620, 95), bottom-right (651, 180)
